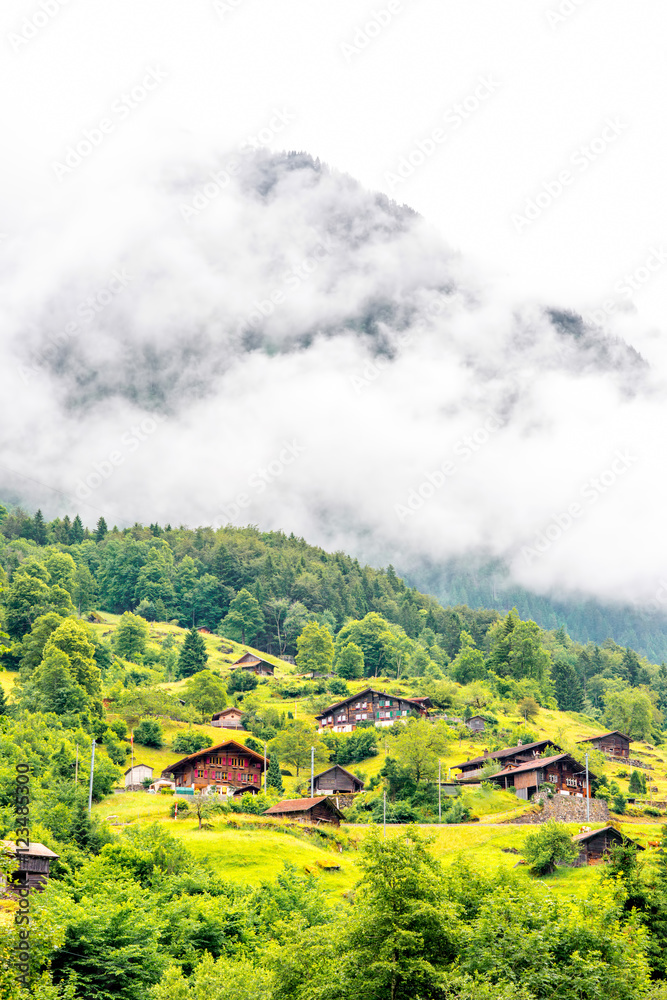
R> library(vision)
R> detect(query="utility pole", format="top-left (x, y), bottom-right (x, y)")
top-left (438, 759), bottom-right (442, 823)
top-left (88, 740), bottom-right (96, 815)
top-left (264, 742), bottom-right (267, 794)
top-left (585, 752), bottom-right (590, 822)
top-left (310, 746), bottom-right (315, 797)
top-left (383, 789), bottom-right (386, 838)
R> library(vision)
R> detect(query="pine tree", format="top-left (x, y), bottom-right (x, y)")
top-left (71, 514), bottom-right (84, 544)
top-left (32, 509), bottom-right (47, 545)
top-left (95, 517), bottom-right (108, 542)
top-left (267, 753), bottom-right (284, 793)
top-left (177, 626), bottom-right (209, 678)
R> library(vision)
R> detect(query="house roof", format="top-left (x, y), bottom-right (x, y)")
top-left (163, 739), bottom-right (266, 775)
top-left (575, 730), bottom-right (631, 744)
top-left (315, 687), bottom-right (432, 720)
top-left (573, 826), bottom-right (642, 847)
top-left (467, 715), bottom-right (486, 722)
top-left (314, 764), bottom-right (365, 786)
top-left (212, 707), bottom-right (244, 719)
top-left (492, 752), bottom-right (597, 781)
top-left (452, 739), bottom-right (560, 770)
top-left (232, 652), bottom-right (274, 669)
top-left (124, 764), bottom-right (153, 775)
top-left (2, 840), bottom-right (59, 859)
top-left (264, 796), bottom-right (345, 818)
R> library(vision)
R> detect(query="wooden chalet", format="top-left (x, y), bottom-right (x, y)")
top-left (316, 688), bottom-right (432, 733)
top-left (573, 826), bottom-right (642, 864)
top-left (453, 739), bottom-right (561, 781)
top-left (162, 739), bottom-right (266, 794)
top-left (313, 764), bottom-right (364, 795)
top-left (2, 841), bottom-right (59, 892)
top-left (576, 731), bottom-right (631, 759)
top-left (264, 796), bottom-right (345, 827)
top-left (231, 652), bottom-right (275, 676)
top-left (490, 752), bottom-right (595, 800)
top-left (211, 706), bottom-right (244, 729)
top-left (465, 715), bottom-right (486, 733)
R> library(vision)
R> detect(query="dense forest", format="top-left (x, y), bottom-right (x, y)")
top-left (411, 557), bottom-right (667, 663)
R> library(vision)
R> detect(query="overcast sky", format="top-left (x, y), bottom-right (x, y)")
top-left (2, 0), bottom-right (666, 607)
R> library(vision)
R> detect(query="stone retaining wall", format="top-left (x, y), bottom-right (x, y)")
top-left (507, 794), bottom-right (609, 824)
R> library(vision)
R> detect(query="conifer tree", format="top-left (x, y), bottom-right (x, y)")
top-left (177, 625), bottom-right (209, 678)
top-left (267, 752), bottom-right (284, 793)
top-left (95, 516), bottom-right (108, 542)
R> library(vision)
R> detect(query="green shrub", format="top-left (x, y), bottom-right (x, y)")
top-left (134, 718), bottom-right (163, 748)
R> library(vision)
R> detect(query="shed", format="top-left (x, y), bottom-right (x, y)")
top-left (573, 826), bottom-right (642, 864)
top-left (264, 796), bottom-right (345, 827)
top-left (2, 841), bottom-right (59, 892)
top-left (124, 764), bottom-right (153, 788)
top-left (313, 764), bottom-right (364, 795)
top-left (465, 715), bottom-right (486, 733)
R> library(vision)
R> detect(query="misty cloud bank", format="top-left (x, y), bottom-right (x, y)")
top-left (1, 147), bottom-right (665, 607)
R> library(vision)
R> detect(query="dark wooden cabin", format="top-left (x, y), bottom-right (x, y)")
top-left (313, 764), bottom-right (364, 795)
top-left (231, 653), bottom-right (275, 676)
top-left (2, 841), bottom-right (59, 892)
top-left (316, 688), bottom-right (431, 733)
top-left (576, 731), bottom-right (631, 759)
top-left (264, 796), bottom-right (345, 827)
top-left (490, 752), bottom-right (596, 800)
top-left (453, 739), bottom-right (561, 781)
top-left (163, 739), bottom-right (266, 794)
top-left (573, 826), bottom-right (642, 864)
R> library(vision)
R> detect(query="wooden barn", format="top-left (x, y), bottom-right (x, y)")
top-left (465, 715), bottom-right (486, 733)
top-left (573, 826), bottom-right (642, 864)
top-left (313, 764), bottom-right (364, 795)
top-left (490, 752), bottom-right (596, 800)
top-left (231, 652), bottom-right (275, 676)
top-left (124, 764), bottom-right (153, 789)
top-left (2, 841), bottom-right (59, 892)
top-left (264, 796), bottom-right (345, 827)
top-left (211, 706), bottom-right (245, 729)
top-left (576, 731), bottom-right (631, 759)
top-left (163, 739), bottom-right (266, 794)
top-left (453, 739), bottom-right (561, 781)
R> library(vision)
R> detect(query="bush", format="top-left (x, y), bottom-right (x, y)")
top-left (644, 806), bottom-right (662, 817)
top-left (134, 718), bottom-right (164, 748)
top-left (172, 730), bottom-right (211, 754)
top-left (227, 670), bottom-right (258, 694)
top-left (522, 820), bottom-right (579, 875)
top-left (612, 793), bottom-right (627, 815)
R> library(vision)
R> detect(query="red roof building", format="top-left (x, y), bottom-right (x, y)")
top-left (162, 739), bottom-right (266, 794)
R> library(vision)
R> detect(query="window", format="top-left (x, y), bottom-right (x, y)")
top-left (197, 768), bottom-right (204, 777)
top-left (566, 777), bottom-right (577, 787)
top-left (362, 713), bottom-right (367, 720)
top-left (548, 773), bottom-right (558, 783)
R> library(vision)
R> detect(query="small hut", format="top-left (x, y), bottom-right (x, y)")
top-left (264, 796), bottom-right (344, 827)
top-left (313, 764), bottom-right (364, 795)
top-left (573, 826), bottom-right (642, 864)
top-left (2, 841), bottom-right (59, 892)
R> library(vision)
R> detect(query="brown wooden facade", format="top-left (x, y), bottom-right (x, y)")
top-left (576, 731), bottom-right (631, 758)
top-left (163, 740), bottom-right (266, 793)
top-left (453, 739), bottom-right (561, 781)
top-left (491, 753), bottom-right (595, 800)
top-left (211, 707), bottom-right (244, 729)
top-left (2, 841), bottom-right (59, 892)
top-left (465, 715), bottom-right (486, 733)
top-left (231, 653), bottom-right (275, 676)
top-left (313, 765), bottom-right (364, 795)
top-left (264, 796), bottom-right (344, 826)
top-left (316, 688), bottom-right (431, 733)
